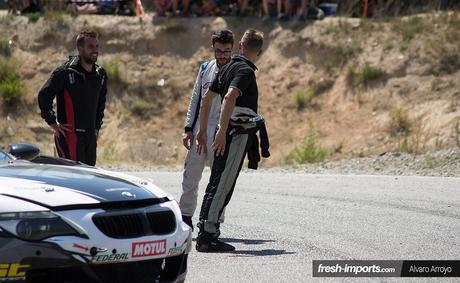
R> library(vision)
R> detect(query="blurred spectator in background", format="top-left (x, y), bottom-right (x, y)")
top-left (21, 0), bottom-right (41, 13)
top-left (202, 0), bottom-right (231, 16)
top-left (298, 0), bottom-right (324, 20)
top-left (67, 0), bottom-right (134, 15)
top-left (154, 0), bottom-right (190, 16)
top-left (41, 0), bottom-right (66, 11)
top-left (236, 0), bottom-right (249, 15)
top-left (154, 0), bottom-right (173, 16)
top-left (6, 0), bottom-right (19, 14)
top-left (263, 0), bottom-right (293, 21)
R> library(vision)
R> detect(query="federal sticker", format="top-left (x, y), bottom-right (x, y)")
top-left (167, 247), bottom-right (183, 256)
top-left (91, 253), bottom-right (129, 264)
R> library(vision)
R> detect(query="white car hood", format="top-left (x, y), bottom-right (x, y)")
top-left (0, 163), bottom-right (169, 209)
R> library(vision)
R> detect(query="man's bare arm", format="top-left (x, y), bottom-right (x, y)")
top-left (199, 89), bottom-right (218, 133)
top-left (196, 89), bottom-right (218, 154)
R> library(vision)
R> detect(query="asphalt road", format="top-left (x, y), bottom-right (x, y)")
top-left (128, 171), bottom-right (460, 282)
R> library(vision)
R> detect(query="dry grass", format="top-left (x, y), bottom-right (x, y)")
top-left (393, 16), bottom-right (433, 41)
top-left (324, 42), bottom-right (361, 72)
top-left (346, 63), bottom-right (386, 87)
top-left (388, 107), bottom-right (412, 136)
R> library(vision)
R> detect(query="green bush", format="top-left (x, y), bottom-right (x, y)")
top-left (131, 100), bottom-right (152, 117)
top-left (102, 60), bottom-right (127, 85)
top-left (0, 75), bottom-right (24, 105)
top-left (347, 63), bottom-right (386, 87)
top-left (26, 12), bottom-right (41, 23)
top-left (0, 58), bottom-right (24, 105)
top-left (289, 123), bottom-right (327, 163)
top-left (0, 37), bottom-right (11, 56)
top-left (0, 58), bottom-right (18, 82)
top-left (294, 89), bottom-right (315, 111)
top-left (388, 107), bottom-right (411, 135)
top-left (360, 63), bottom-right (386, 84)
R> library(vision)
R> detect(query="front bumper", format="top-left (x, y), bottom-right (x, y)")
top-left (0, 233), bottom-right (188, 283)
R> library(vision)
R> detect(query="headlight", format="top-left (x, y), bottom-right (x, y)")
top-left (0, 211), bottom-right (80, 241)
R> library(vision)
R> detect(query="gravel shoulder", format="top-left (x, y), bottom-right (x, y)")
top-left (101, 147), bottom-right (460, 177)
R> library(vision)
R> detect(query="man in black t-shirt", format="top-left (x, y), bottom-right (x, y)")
top-left (195, 29), bottom-right (266, 252)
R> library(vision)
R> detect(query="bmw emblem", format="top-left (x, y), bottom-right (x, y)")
top-left (121, 191), bottom-right (136, 199)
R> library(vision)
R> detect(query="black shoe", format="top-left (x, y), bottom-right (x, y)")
top-left (196, 237), bottom-right (235, 253)
top-left (182, 215), bottom-right (193, 231)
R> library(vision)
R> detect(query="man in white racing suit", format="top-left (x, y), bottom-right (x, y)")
top-left (180, 29), bottom-right (235, 231)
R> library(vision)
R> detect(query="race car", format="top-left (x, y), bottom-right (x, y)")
top-left (0, 144), bottom-right (191, 283)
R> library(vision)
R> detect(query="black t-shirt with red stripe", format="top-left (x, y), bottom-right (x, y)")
top-left (209, 55), bottom-right (259, 113)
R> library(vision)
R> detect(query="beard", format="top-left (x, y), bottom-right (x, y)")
top-left (216, 58), bottom-right (229, 67)
top-left (81, 52), bottom-right (98, 65)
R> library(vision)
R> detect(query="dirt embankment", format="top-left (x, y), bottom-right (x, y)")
top-left (0, 12), bottom-right (459, 166)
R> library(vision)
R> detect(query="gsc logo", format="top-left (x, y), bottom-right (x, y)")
top-left (0, 263), bottom-right (30, 279)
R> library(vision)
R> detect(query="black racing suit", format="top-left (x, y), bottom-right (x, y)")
top-left (38, 56), bottom-right (107, 166)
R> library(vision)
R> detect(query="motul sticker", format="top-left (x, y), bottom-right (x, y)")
top-left (132, 240), bottom-right (166, 258)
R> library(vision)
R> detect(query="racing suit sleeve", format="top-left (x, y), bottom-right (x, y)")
top-left (184, 64), bottom-right (205, 133)
top-left (229, 68), bottom-right (255, 96)
top-left (96, 72), bottom-right (107, 130)
top-left (37, 67), bottom-right (65, 126)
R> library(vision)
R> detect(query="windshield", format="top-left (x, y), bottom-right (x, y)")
top-left (0, 149), bottom-right (14, 162)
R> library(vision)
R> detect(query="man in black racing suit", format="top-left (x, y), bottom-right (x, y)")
top-left (38, 31), bottom-right (107, 166)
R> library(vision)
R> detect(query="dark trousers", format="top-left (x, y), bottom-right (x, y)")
top-left (55, 131), bottom-right (97, 166)
top-left (198, 130), bottom-right (254, 235)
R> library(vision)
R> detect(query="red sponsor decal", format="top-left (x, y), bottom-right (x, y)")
top-left (73, 243), bottom-right (89, 252)
top-left (131, 240), bottom-right (166, 258)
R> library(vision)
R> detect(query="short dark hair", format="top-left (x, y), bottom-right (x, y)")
top-left (241, 29), bottom-right (264, 51)
top-left (212, 29), bottom-right (234, 46)
top-left (76, 31), bottom-right (98, 47)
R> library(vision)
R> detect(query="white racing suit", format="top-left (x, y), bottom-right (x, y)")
top-left (180, 60), bottom-right (225, 222)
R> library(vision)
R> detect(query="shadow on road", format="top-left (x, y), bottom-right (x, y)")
top-left (221, 237), bottom-right (295, 257)
top-left (229, 249), bottom-right (296, 257)
top-left (191, 237), bottom-right (295, 256)
top-left (219, 238), bottom-right (276, 245)
top-left (191, 238), bottom-right (275, 245)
